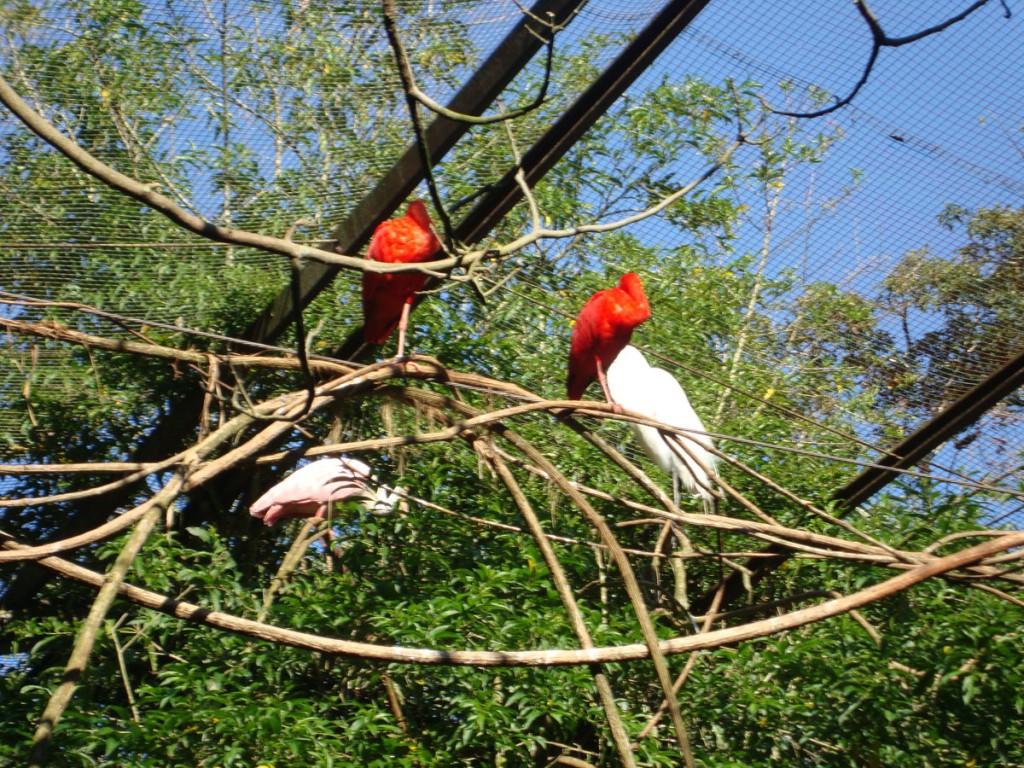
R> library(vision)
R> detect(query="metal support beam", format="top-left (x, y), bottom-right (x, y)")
top-left (834, 348), bottom-right (1024, 510)
top-left (331, 0), bottom-right (714, 360)
top-left (245, 0), bottom-right (586, 345)
top-left (690, 346), bottom-right (1024, 615)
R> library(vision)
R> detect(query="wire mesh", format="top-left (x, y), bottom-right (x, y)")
top-left (1, 0), bottom-right (1022, 517)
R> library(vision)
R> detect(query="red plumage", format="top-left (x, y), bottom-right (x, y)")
top-left (566, 272), bottom-right (650, 400)
top-left (362, 200), bottom-right (441, 346)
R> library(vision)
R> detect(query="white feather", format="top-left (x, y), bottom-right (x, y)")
top-left (606, 345), bottom-right (717, 509)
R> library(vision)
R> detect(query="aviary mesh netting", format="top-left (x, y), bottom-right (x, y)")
top-left (1, 1), bottom-right (1023, 766)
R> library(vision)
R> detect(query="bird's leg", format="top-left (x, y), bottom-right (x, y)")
top-left (595, 357), bottom-right (624, 414)
top-left (393, 298), bottom-right (422, 372)
top-left (395, 299), bottom-right (411, 359)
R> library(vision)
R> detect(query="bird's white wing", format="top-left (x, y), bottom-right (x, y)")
top-left (605, 345), bottom-right (651, 411)
top-left (645, 368), bottom-right (717, 499)
top-left (646, 369), bottom-right (712, 449)
top-left (607, 346), bottom-right (717, 506)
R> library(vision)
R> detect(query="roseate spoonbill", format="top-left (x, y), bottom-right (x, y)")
top-left (606, 345), bottom-right (717, 510)
top-left (362, 200), bottom-right (441, 358)
top-left (249, 457), bottom-right (399, 526)
top-left (566, 272), bottom-right (650, 402)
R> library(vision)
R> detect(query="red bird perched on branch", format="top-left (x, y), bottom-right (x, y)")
top-left (566, 272), bottom-right (651, 402)
top-left (362, 200), bottom-right (441, 357)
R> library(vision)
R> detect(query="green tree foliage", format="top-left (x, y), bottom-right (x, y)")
top-left (1, 2), bottom-right (1022, 767)
top-left (880, 205), bottom-right (1024, 416)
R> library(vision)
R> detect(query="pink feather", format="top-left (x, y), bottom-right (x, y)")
top-left (249, 458), bottom-right (374, 526)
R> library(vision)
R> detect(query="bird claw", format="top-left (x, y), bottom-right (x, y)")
top-left (391, 354), bottom-right (422, 373)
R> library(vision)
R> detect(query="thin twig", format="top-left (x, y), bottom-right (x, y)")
top-left (380, 0), bottom-right (454, 246)
top-left (775, 0), bottom-right (1007, 118)
top-left (106, 620), bottom-right (141, 723)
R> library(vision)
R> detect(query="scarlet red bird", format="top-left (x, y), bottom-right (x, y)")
top-left (362, 200), bottom-right (441, 357)
top-left (567, 272), bottom-right (650, 401)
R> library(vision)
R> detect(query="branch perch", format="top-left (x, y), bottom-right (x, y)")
top-left (6, 532), bottom-right (1020, 668)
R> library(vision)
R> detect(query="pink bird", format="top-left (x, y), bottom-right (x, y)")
top-left (249, 457), bottom-right (399, 526)
top-left (362, 200), bottom-right (442, 358)
top-left (567, 272), bottom-right (651, 402)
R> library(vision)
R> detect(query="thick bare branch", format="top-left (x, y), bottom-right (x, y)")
top-left (6, 532), bottom-right (1021, 667)
top-left (487, 449), bottom-right (639, 767)
top-left (26, 481), bottom-right (181, 767)
top-left (0, 73), bottom-right (745, 280)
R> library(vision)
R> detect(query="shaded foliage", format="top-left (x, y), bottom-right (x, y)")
top-left (1, 2), bottom-right (1022, 767)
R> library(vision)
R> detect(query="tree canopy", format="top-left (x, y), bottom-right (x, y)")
top-left (1, 1), bottom-right (1023, 767)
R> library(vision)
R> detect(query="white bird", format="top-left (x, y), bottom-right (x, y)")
top-left (605, 345), bottom-right (718, 511)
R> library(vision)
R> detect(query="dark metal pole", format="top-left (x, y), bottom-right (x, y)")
top-left (245, 0), bottom-right (587, 345)
top-left (454, 0), bottom-right (714, 245)
top-left (835, 348), bottom-right (1024, 510)
top-left (690, 346), bottom-right (1024, 615)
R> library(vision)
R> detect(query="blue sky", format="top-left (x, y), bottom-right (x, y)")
top-left (1, 0), bottom-right (1020, 510)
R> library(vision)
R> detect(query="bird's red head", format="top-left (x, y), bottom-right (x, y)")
top-left (406, 200), bottom-right (433, 230)
top-left (618, 272), bottom-right (649, 314)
